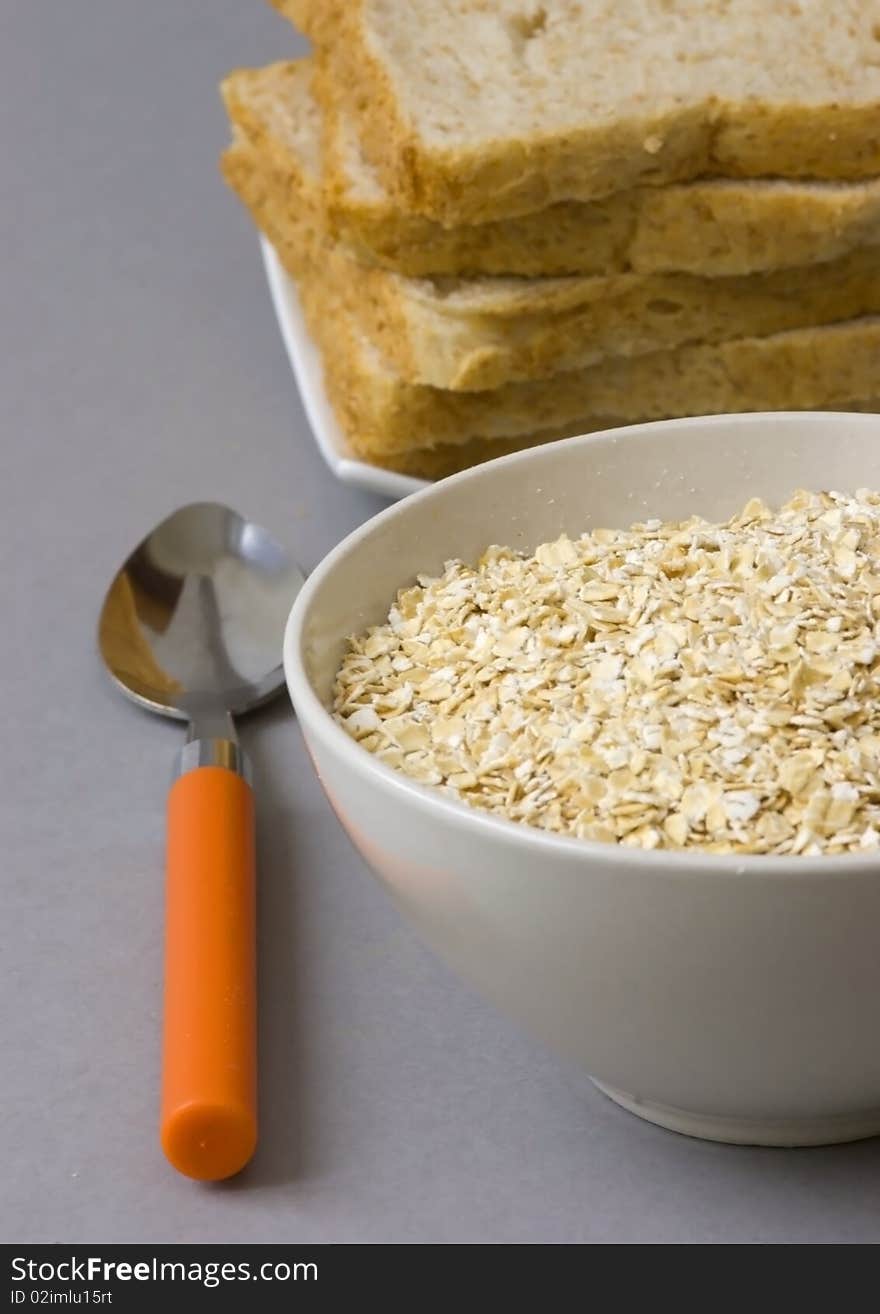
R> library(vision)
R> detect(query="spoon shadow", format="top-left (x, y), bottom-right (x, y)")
top-left (222, 697), bottom-right (322, 1190)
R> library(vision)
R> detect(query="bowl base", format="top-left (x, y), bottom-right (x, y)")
top-left (591, 1080), bottom-right (880, 1146)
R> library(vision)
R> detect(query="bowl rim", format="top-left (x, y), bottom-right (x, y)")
top-left (285, 412), bottom-right (880, 879)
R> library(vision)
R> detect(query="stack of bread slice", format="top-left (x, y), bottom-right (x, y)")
top-left (221, 1), bottom-right (880, 479)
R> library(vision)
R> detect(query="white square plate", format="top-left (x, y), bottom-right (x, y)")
top-left (261, 237), bottom-right (428, 501)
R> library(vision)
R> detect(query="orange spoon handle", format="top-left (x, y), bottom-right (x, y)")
top-left (161, 762), bottom-right (257, 1181)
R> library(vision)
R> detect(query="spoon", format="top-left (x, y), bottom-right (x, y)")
top-left (98, 502), bottom-right (303, 1181)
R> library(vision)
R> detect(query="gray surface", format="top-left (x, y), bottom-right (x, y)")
top-left (3, 0), bottom-right (880, 1246)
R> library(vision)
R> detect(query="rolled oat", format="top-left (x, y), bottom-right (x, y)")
top-left (333, 490), bottom-right (880, 855)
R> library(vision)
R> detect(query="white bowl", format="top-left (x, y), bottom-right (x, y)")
top-left (285, 411), bottom-right (880, 1146)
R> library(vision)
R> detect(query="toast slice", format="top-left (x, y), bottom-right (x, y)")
top-left (311, 308), bottom-right (880, 455)
top-left (284, 220), bottom-right (880, 457)
top-left (322, 75), bottom-right (880, 280)
top-left (299, 258), bottom-right (880, 470)
top-left (226, 60), bottom-right (880, 282)
top-left (233, 140), bottom-right (880, 391)
top-left (284, 257), bottom-right (736, 476)
top-left (222, 91), bottom-right (880, 392)
top-left (223, 131), bottom-right (880, 466)
top-left (306, 0), bottom-right (880, 224)
top-left (222, 131), bottom-right (880, 472)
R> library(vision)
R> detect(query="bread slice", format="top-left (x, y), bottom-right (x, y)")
top-left (297, 257), bottom-right (879, 470)
top-left (222, 136), bottom-right (880, 467)
top-left (286, 214), bottom-right (880, 458)
top-left (224, 148), bottom-right (880, 469)
top-left (227, 61), bottom-right (880, 283)
top-left (223, 106), bottom-right (880, 393)
top-left (289, 257), bottom-right (717, 476)
top-left (309, 0), bottom-right (880, 224)
top-left (222, 127), bottom-right (880, 473)
top-left (240, 144), bottom-right (880, 391)
top-left (322, 76), bottom-right (880, 279)
top-left (231, 196), bottom-right (880, 476)
top-left (315, 310), bottom-right (880, 455)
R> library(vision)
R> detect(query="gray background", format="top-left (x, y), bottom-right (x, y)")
top-left (3, 0), bottom-right (880, 1244)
